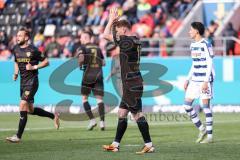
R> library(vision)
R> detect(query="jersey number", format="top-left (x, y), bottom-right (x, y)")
top-left (90, 48), bottom-right (97, 64)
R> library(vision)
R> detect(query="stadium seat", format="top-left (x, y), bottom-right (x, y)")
top-left (6, 26), bottom-right (11, 36)
top-left (18, 3), bottom-right (28, 15)
top-left (12, 0), bottom-right (27, 3)
top-left (20, 15), bottom-right (27, 25)
top-left (0, 26), bottom-right (6, 32)
top-left (0, 15), bottom-right (8, 26)
top-left (10, 26), bottom-right (19, 36)
top-left (9, 14), bottom-right (21, 26)
top-left (3, 3), bottom-right (17, 15)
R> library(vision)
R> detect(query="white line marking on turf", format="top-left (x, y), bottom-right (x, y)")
top-left (124, 144), bottom-right (141, 147)
top-left (1, 120), bottom-right (240, 132)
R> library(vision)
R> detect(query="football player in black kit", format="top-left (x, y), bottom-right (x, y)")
top-left (6, 28), bottom-right (60, 143)
top-left (76, 30), bottom-right (106, 131)
top-left (102, 8), bottom-right (154, 154)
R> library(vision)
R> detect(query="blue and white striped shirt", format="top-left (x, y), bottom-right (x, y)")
top-left (187, 39), bottom-right (215, 82)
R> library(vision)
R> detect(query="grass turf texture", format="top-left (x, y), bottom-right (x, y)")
top-left (0, 113), bottom-right (240, 160)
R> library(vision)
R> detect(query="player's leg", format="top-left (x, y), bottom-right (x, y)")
top-left (200, 82), bottom-right (213, 143)
top-left (82, 95), bottom-right (97, 130)
top-left (184, 98), bottom-right (206, 143)
top-left (184, 81), bottom-right (206, 142)
top-left (28, 103), bottom-right (60, 129)
top-left (6, 86), bottom-right (31, 142)
top-left (131, 100), bottom-right (154, 154)
top-left (94, 79), bottom-right (105, 130)
top-left (103, 107), bottom-right (129, 152)
top-left (200, 99), bottom-right (213, 143)
top-left (81, 82), bottom-right (97, 130)
top-left (96, 95), bottom-right (105, 130)
top-left (6, 100), bottom-right (28, 143)
top-left (26, 82), bottom-right (60, 129)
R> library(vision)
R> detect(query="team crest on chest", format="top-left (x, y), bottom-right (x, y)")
top-left (26, 52), bottom-right (31, 57)
top-left (24, 91), bottom-right (30, 96)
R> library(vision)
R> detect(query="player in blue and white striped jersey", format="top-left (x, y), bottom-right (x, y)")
top-left (183, 22), bottom-right (215, 143)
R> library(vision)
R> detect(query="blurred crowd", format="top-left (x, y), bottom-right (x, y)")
top-left (0, 0), bottom-right (197, 60)
top-left (1, 0), bottom-right (239, 59)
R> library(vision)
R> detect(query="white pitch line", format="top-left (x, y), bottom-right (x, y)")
top-left (124, 144), bottom-right (141, 147)
top-left (0, 120), bottom-right (240, 132)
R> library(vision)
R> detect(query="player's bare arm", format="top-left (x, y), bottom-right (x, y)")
top-left (26, 58), bottom-right (49, 71)
top-left (103, 8), bottom-right (119, 41)
top-left (13, 62), bottom-right (19, 81)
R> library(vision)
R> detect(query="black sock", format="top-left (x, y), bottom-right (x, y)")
top-left (31, 107), bottom-right (54, 119)
top-left (114, 118), bottom-right (128, 143)
top-left (83, 101), bottom-right (94, 119)
top-left (98, 102), bottom-right (105, 121)
top-left (16, 111), bottom-right (28, 139)
top-left (137, 116), bottom-right (152, 143)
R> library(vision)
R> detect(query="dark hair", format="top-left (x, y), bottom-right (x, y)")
top-left (191, 22), bottom-right (205, 36)
top-left (113, 20), bottom-right (131, 29)
top-left (18, 27), bottom-right (30, 38)
top-left (82, 30), bottom-right (93, 37)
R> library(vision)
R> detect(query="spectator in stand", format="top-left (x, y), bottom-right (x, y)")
top-left (72, 29), bottom-right (82, 55)
top-left (73, 0), bottom-right (87, 26)
top-left (153, 5), bottom-right (167, 26)
top-left (223, 22), bottom-right (238, 56)
top-left (37, 1), bottom-right (50, 26)
top-left (25, 1), bottom-right (39, 29)
top-left (45, 36), bottom-right (62, 58)
top-left (0, 0), bottom-right (197, 59)
top-left (47, 0), bottom-right (66, 26)
top-left (208, 20), bottom-right (218, 35)
top-left (62, 35), bottom-right (74, 58)
top-left (63, 2), bottom-right (75, 25)
top-left (0, 31), bottom-right (10, 60)
top-left (161, 0), bottom-right (178, 14)
top-left (122, 0), bottom-right (137, 24)
top-left (176, 0), bottom-right (193, 18)
top-left (33, 28), bottom-right (45, 49)
top-left (137, 0), bottom-right (152, 20)
top-left (0, 31), bottom-right (8, 46)
top-left (86, 0), bottom-right (103, 26)
top-left (205, 28), bottom-right (214, 46)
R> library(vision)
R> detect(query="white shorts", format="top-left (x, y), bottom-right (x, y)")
top-left (185, 81), bottom-right (213, 100)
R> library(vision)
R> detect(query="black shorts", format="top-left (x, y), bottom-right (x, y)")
top-left (20, 79), bottom-right (39, 103)
top-left (81, 79), bottom-right (104, 96)
top-left (119, 80), bottom-right (143, 114)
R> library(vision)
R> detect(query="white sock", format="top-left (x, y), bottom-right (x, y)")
top-left (199, 124), bottom-right (205, 131)
top-left (207, 134), bottom-right (213, 139)
top-left (100, 121), bottom-right (105, 127)
top-left (145, 142), bottom-right (153, 148)
top-left (112, 141), bottom-right (119, 147)
top-left (90, 119), bottom-right (96, 124)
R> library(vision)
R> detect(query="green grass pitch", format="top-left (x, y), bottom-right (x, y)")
top-left (0, 112), bottom-right (240, 160)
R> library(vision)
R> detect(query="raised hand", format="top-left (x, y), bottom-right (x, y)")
top-left (109, 7), bottom-right (119, 23)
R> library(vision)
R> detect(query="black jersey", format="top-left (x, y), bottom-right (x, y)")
top-left (13, 44), bottom-right (46, 84)
top-left (76, 43), bottom-right (104, 84)
top-left (113, 35), bottom-right (143, 84)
